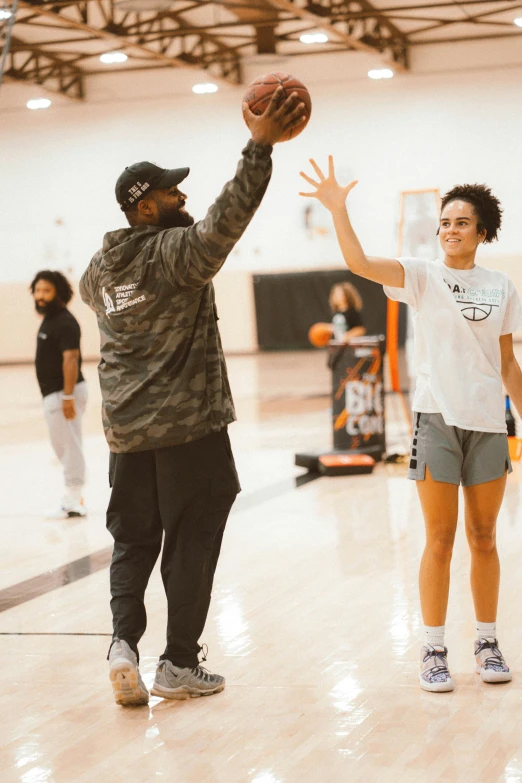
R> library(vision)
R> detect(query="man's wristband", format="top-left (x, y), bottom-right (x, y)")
top-left (62, 394), bottom-right (75, 401)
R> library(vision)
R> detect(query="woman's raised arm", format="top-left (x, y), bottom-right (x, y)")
top-left (299, 156), bottom-right (405, 288)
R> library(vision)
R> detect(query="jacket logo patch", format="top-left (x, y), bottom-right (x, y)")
top-left (103, 287), bottom-right (116, 316)
top-left (103, 283), bottom-right (146, 316)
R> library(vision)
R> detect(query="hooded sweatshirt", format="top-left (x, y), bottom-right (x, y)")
top-left (80, 140), bottom-right (272, 453)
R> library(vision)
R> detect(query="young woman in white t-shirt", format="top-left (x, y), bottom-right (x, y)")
top-left (300, 157), bottom-right (522, 692)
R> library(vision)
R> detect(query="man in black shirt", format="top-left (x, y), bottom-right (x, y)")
top-left (31, 270), bottom-right (88, 518)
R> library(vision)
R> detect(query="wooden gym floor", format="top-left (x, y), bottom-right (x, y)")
top-left (1, 351), bottom-right (522, 783)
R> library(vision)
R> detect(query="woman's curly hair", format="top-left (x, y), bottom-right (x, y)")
top-left (29, 270), bottom-right (74, 304)
top-left (440, 184), bottom-right (502, 243)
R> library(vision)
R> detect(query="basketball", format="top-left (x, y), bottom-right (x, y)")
top-left (308, 322), bottom-right (333, 348)
top-left (243, 72), bottom-right (312, 142)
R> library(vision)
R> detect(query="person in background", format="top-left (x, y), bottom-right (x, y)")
top-left (30, 270), bottom-right (88, 519)
top-left (329, 281), bottom-right (366, 342)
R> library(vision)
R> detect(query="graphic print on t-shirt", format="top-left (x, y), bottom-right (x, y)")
top-left (444, 281), bottom-right (504, 322)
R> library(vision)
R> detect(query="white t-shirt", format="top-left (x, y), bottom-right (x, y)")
top-left (385, 258), bottom-right (522, 433)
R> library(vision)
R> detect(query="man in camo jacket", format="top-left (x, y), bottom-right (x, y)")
top-left (80, 87), bottom-right (306, 706)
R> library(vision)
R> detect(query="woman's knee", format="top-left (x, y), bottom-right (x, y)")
top-left (467, 524), bottom-right (497, 554)
top-left (425, 530), bottom-right (456, 560)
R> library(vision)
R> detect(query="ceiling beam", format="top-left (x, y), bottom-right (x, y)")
top-left (3, 33), bottom-right (84, 98)
top-left (411, 30), bottom-right (522, 43)
top-left (334, 0), bottom-right (522, 12)
top-left (264, 0), bottom-right (409, 70)
top-left (17, 1), bottom-right (241, 84)
top-left (5, 0), bottom-right (519, 101)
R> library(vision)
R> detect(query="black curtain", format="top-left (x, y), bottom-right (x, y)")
top-left (253, 269), bottom-right (407, 350)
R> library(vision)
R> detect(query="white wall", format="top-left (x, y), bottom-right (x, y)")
top-left (0, 271), bottom-right (258, 362)
top-left (1, 38), bottom-right (522, 358)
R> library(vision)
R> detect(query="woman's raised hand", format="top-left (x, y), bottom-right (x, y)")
top-left (299, 156), bottom-right (357, 212)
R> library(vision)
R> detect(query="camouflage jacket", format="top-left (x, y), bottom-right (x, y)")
top-left (80, 140), bottom-right (272, 453)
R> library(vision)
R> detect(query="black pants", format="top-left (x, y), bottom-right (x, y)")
top-left (107, 428), bottom-right (240, 668)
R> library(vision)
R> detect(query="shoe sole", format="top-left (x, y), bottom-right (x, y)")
top-left (150, 682), bottom-right (225, 701)
top-left (110, 660), bottom-right (149, 706)
top-left (420, 676), bottom-right (455, 693)
top-left (475, 665), bottom-right (512, 683)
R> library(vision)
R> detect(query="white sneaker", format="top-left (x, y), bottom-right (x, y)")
top-left (420, 645), bottom-right (455, 692)
top-left (475, 638), bottom-right (512, 683)
top-left (44, 499), bottom-right (87, 519)
top-left (109, 639), bottom-right (149, 706)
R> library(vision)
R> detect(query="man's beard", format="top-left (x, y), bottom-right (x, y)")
top-left (156, 202), bottom-right (195, 229)
top-left (35, 297), bottom-right (64, 317)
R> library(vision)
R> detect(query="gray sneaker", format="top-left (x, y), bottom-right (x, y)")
top-left (151, 659), bottom-right (225, 700)
top-left (109, 638), bottom-right (149, 706)
top-left (475, 638), bottom-right (512, 683)
top-left (420, 645), bottom-right (455, 692)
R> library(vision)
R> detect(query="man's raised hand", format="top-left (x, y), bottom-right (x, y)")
top-left (243, 86), bottom-right (307, 146)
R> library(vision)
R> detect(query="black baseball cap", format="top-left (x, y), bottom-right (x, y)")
top-left (115, 161), bottom-right (190, 212)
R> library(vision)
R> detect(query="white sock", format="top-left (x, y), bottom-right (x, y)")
top-left (476, 621), bottom-right (496, 641)
top-left (64, 487), bottom-right (83, 506)
top-left (425, 625), bottom-right (445, 649)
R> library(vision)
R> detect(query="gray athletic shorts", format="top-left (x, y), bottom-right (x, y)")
top-left (407, 412), bottom-right (512, 486)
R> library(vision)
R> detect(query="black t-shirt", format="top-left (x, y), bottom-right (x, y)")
top-left (35, 308), bottom-right (84, 397)
top-left (333, 309), bottom-right (364, 330)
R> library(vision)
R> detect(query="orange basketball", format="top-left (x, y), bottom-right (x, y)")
top-left (243, 72), bottom-right (312, 142)
top-left (308, 322), bottom-right (333, 348)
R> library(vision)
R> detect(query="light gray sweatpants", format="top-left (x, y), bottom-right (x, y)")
top-left (42, 381), bottom-right (88, 491)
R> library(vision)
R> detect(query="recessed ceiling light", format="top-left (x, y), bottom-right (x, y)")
top-left (192, 83), bottom-right (218, 94)
top-left (514, 17), bottom-right (522, 27)
top-left (100, 51), bottom-right (128, 64)
top-left (27, 98), bottom-right (52, 110)
top-left (0, 9), bottom-right (12, 20)
top-left (368, 68), bottom-right (394, 80)
top-left (300, 33), bottom-right (329, 44)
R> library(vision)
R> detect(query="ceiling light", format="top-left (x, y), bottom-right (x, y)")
top-left (192, 83), bottom-right (218, 94)
top-left (514, 17), bottom-right (522, 27)
top-left (100, 51), bottom-right (128, 64)
top-left (27, 98), bottom-right (52, 110)
top-left (0, 9), bottom-right (13, 20)
top-left (300, 33), bottom-right (328, 44)
top-left (368, 68), bottom-right (394, 80)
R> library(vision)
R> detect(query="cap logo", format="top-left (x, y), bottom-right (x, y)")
top-left (127, 181), bottom-right (151, 205)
